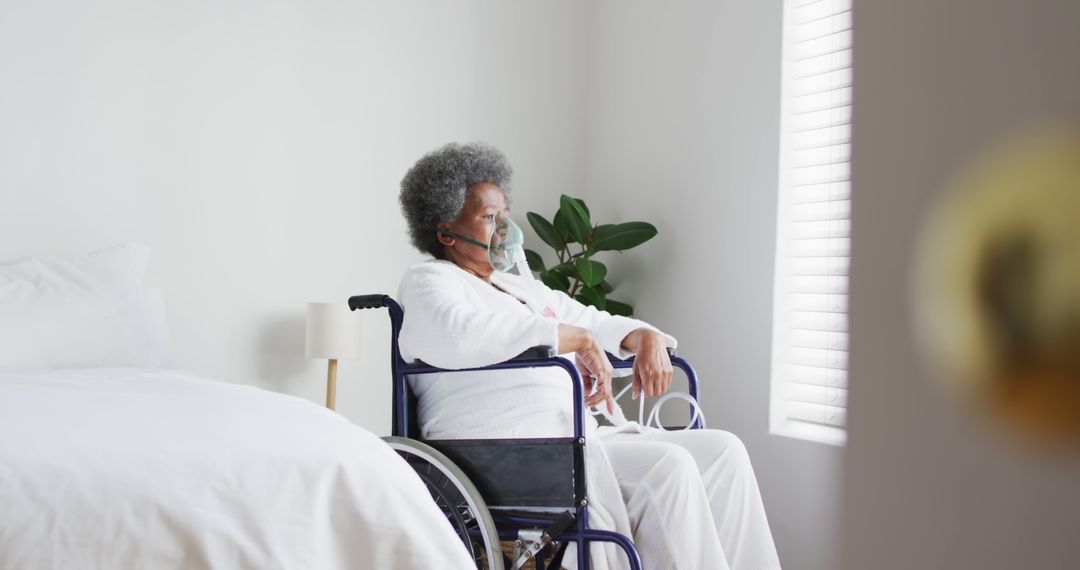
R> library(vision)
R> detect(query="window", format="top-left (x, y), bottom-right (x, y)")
top-left (769, 0), bottom-right (852, 446)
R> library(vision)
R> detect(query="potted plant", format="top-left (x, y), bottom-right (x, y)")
top-left (524, 194), bottom-right (657, 317)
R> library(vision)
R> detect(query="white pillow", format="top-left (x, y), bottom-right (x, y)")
top-left (142, 286), bottom-right (176, 367)
top-left (0, 243), bottom-right (166, 370)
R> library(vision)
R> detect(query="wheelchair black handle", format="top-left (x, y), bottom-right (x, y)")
top-left (348, 294), bottom-right (389, 311)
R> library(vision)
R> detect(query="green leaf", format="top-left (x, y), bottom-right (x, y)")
top-left (574, 197), bottom-right (590, 218)
top-left (527, 212), bottom-right (565, 250)
top-left (540, 270), bottom-right (570, 292)
top-left (598, 279), bottom-right (614, 294)
top-left (574, 259), bottom-right (607, 287)
top-left (604, 299), bottom-right (633, 317)
top-left (523, 248), bottom-right (545, 272)
top-left (592, 222), bottom-right (658, 252)
top-left (559, 194), bottom-right (592, 244)
top-left (549, 262), bottom-right (575, 278)
top-left (552, 210), bottom-right (573, 244)
top-left (575, 286), bottom-right (606, 310)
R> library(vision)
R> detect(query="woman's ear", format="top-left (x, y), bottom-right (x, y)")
top-left (436, 223), bottom-right (455, 246)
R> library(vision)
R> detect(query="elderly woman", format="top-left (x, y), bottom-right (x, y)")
top-left (397, 142), bottom-right (780, 570)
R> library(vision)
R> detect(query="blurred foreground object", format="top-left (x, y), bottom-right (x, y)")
top-left (915, 121), bottom-right (1080, 446)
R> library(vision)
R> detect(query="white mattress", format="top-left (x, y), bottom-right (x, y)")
top-left (0, 367), bottom-right (474, 569)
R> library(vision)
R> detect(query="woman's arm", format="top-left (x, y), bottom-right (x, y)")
top-left (548, 288), bottom-right (677, 358)
top-left (398, 264), bottom-right (560, 369)
top-left (548, 288), bottom-right (677, 399)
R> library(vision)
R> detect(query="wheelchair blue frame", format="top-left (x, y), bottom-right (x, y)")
top-left (349, 294), bottom-right (703, 570)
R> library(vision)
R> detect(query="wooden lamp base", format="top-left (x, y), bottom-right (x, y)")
top-left (326, 358), bottom-right (338, 410)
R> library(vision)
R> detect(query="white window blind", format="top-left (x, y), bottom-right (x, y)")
top-left (769, 0), bottom-right (851, 446)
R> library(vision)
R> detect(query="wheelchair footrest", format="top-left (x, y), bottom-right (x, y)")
top-left (424, 437), bottom-right (585, 509)
top-left (512, 512), bottom-right (575, 569)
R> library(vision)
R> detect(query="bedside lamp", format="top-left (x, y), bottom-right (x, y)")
top-left (305, 302), bottom-right (363, 410)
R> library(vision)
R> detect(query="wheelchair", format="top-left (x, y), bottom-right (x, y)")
top-left (349, 294), bottom-right (703, 570)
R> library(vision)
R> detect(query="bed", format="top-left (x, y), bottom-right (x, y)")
top-left (0, 244), bottom-right (474, 569)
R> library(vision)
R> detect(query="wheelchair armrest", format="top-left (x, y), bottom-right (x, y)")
top-left (510, 345), bottom-right (557, 360)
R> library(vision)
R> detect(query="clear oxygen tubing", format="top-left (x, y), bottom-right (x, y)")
top-left (607, 381), bottom-right (707, 430)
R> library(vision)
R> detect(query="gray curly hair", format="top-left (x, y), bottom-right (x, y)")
top-left (399, 142), bottom-right (513, 259)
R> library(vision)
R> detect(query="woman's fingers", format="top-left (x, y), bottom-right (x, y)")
top-left (574, 332), bottom-right (616, 409)
top-left (635, 360), bottom-right (654, 398)
top-left (584, 376), bottom-right (613, 408)
top-left (601, 378), bottom-right (614, 414)
top-left (575, 355), bottom-right (596, 394)
top-left (632, 347), bottom-right (674, 398)
top-left (658, 357), bottom-right (672, 395)
top-left (585, 375), bottom-right (604, 403)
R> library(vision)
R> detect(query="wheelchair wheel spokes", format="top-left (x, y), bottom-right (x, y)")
top-left (383, 436), bottom-right (504, 570)
top-left (419, 465), bottom-right (483, 560)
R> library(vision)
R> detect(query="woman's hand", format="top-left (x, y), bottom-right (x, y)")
top-left (558, 324), bottom-right (614, 413)
top-left (577, 354), bottom-right (614, 413)
top-left (622, 328), bottom-right (673, 399)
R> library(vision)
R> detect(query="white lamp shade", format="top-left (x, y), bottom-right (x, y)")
top-left (305, 302), bottom-right (363, 360)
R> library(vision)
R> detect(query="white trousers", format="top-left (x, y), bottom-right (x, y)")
top-left (566, 427), bottom-right (781, 570)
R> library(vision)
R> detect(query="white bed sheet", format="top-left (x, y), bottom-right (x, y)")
top-left (0, 367), bottom-right (474, 569)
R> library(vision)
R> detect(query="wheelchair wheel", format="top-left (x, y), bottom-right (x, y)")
top-left (383, 436), bottom-right (505, 570)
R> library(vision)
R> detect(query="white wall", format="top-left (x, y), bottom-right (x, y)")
top-left (0, 0), bottom-right (587, 435)
top-left (583, 2), bottom-right (841, 570)
top-left (845, 0), bottom-right (1080, 568)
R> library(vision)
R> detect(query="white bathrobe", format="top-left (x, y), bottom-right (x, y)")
top-left (398, 260), bottom-right (781, 570)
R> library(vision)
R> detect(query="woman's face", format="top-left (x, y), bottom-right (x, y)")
top-left (438, 182), bottom-right (509, 279)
